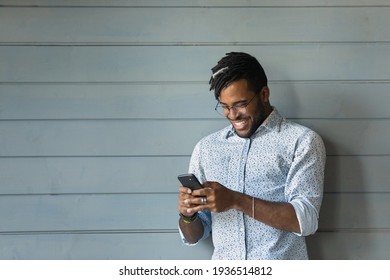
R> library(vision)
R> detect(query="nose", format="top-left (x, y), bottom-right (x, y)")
top-left (226, 107), bottom-right (240, 120)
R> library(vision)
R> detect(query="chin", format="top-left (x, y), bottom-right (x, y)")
top-left (235, 130), bottom-right (252, 138)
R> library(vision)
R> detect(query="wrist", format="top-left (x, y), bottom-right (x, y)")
top-left (179, 212), bottom-right (198, 224)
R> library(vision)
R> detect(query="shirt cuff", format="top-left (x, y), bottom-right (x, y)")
top-left (290, 199), bottom-right (319, 237)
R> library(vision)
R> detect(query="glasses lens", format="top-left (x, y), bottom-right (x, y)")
top-left (215, 105), bottom-right (226, 116)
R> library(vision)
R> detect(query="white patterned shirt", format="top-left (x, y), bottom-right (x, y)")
top-left (180, 108), bottom-right (326, 259)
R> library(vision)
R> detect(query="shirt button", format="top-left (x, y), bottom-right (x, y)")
top-left (240, 227), bottom-right (244, 232)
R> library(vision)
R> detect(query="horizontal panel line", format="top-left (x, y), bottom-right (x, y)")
top-left (0, 192), bottom-right (178, 197)
top-left (1, 80), bottom-right (390, 85)
top-left (0, 155), bottom-right (191, 159)
top-left (2, 5), bottom-right (390, 8)
top-left (323, 191), bottom-right (390, 194)
top-left (2, 41), bottom-right (390, 47)
top-left (0, 81), bottom-right (206, 85)
top-left (0, 155), bottom-right (190, 159)
top-left (0, 117), bottom-right (389, 121)
top-left (318, 228), bottom-right (390, 233)
top-left (325, 154), bottom-right (390, 157)
top-left (0, 154), bottom-right (388, 158)
top-left (0, 229), bottom-right (178, 236)
top-left (2, 228), bottom-right (390, 236)
top-left (1, 191), bottom-right (389, 197)
top-left (0, 118), bottom-right (221, 121)
top-left (0, 155), bottom-right (387, 159)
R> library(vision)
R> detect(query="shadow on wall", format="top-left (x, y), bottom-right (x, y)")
top-left (273, 81), bottom-right (369, 259)
top-left (306, 152), bottom-right (368, 260)
top-left (306, 113), bottom-right (368, 259)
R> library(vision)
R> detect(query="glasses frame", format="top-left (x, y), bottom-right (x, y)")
top-left (214, 93), bottom-right (258, 117)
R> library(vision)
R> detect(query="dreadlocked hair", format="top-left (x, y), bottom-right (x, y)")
top-left (209, 52), bottom-right (268, 100)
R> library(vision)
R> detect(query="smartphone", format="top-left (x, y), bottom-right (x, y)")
top-left (177, 173), bottom-right (203, 190)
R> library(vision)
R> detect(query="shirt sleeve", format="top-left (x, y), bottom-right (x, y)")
top-left (179, 141), bottom-right (212, 245)
top-left (285, 129), bottom-right (326, 236)
top-left (178, 211), bottom-right (212, 246)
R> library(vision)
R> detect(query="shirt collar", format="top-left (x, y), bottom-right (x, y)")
top-left (225, 107), bottom-right (283, 139)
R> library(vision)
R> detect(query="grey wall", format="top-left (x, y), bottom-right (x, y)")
top-left (0, 0), bottom-right (389, 259)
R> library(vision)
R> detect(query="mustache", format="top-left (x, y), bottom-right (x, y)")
top-left (227, 115), bottom-right (245, 121)
top-left (226, 111), bottom-right (246, 121)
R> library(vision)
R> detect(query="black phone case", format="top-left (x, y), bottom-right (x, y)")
top-left (177, 173), bottom-right (203, 190)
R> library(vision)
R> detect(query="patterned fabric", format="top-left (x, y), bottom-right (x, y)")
top-left (179, 108), bottom-right (326, 259)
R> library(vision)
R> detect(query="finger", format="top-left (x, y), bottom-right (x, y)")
top-left (183, 198), bottom-right (192, 207)
top-left (192, 187), bottom-right (211, 197)
top-left (179, 186), bottom-right (193, 194)
top-left (185, 195), bottom-right (208, 206)
top-left (199, 196), bottom-right (208, 205)
top-left (186, 205), bottom-right (207, 215)
top-left (184, 196), bottom-right (209, 214)
top-left (179, 199), bottom-right (193, 214)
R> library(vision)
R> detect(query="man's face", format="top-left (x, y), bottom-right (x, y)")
top-left (219, 79), bottom-right (269, 138)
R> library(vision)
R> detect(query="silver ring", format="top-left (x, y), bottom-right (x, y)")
top-left (201, 197), bottom-right (207, 205)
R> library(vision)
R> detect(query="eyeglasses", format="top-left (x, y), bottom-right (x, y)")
top-left (214, 93), bottom-right (258, 117)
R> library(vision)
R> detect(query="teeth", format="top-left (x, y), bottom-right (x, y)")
top-left (233, 120), bottom-right (246, 129)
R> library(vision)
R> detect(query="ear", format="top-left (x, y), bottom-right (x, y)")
top-left (260, 86), bottom-right (270, 103)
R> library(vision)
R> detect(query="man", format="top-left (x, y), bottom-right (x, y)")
top-left (178, 52), bottom-right (326, 259)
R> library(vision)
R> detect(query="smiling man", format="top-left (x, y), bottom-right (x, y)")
top-left (178, 52), bottom-right (326, 259)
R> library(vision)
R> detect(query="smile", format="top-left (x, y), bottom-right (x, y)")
top-left (232, 119), bottom-right (248, 130)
